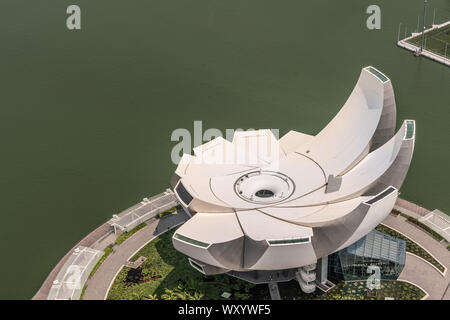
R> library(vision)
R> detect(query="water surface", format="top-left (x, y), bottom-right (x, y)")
top-left (0, 0), bottom-right (449, 299)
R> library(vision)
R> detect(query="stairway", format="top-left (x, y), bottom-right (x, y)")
top-left (296, 263), bottom-right (317, 293)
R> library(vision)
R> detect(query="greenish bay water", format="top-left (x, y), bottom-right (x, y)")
top-left (0, 0), bottom-right (449, 299)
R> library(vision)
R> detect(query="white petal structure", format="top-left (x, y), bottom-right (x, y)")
top-left (171, 66), bottom-right (416, 275)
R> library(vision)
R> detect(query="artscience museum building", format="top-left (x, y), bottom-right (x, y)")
top-left (170, 66), bottom-right (415, 293)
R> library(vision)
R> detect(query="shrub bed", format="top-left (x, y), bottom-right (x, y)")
top-left (157, 205), bottom-right (182, 219)
top-left (114, 222), bottom-right (147, 245)
top-left (89, 246), bottom-right (114, 279)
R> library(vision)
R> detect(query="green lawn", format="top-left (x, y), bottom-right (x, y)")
top-left (406, 23), bottom-right (450, 58)
top-left (107, 229), bottom-right (254, 300)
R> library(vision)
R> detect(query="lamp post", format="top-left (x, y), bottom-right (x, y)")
top-left (420, 0), bottom-right (428, 53)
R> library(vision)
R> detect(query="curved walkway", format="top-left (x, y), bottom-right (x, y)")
top-left (399, 254), bottom-right (442, 299)
top-left (82, 211), bottom-right (188, 300)
top-left (382, 214), bottom-right (450, 300)
top-left (33, 222), bottom-right (113, 300)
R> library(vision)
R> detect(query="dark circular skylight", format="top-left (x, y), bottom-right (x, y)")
top-left (255, 189), bottom-right (275, 198)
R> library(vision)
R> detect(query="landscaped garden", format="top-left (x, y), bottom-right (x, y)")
top-left (271, 279), bottom-right (425, 300)
top-left (107, 227), bottom-right (426, 300)
top-left (107, 229), bottom-right (254, 300)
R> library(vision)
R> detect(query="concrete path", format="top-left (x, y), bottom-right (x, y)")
top-left (399, 254), bottom-right (444, 300)
top-left (382, 214), bottom-right (450, 300)
top-left (82, 211), bottom-right (188, 300)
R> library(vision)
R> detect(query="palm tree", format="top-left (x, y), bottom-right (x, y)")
top-left (161, 288), bottom-right (177, 300)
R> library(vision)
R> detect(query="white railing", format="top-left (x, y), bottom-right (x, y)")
top-left (108, 189), bottom-right (179, 233)
top-left (419, 209), bottom-right (450, 242)
top-left (397, 20), bottom-right (450, 67)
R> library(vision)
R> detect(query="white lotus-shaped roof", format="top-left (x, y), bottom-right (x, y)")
top-left (171, 66), bottom-right (416, 273)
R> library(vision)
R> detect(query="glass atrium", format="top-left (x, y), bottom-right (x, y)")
top-left (328, 229), bottom-right (406, 281)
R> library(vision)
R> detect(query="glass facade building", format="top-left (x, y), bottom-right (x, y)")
top-left (329, 229), bottom-right (406, 281)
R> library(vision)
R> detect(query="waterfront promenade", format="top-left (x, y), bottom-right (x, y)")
top-left (33, 194), bottom-right (450, 300)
